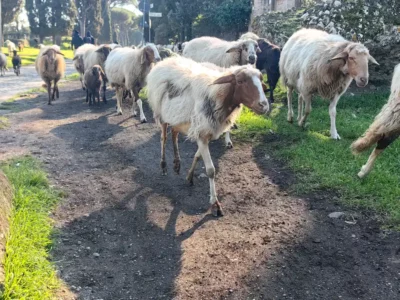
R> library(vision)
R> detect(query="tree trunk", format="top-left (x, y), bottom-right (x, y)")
top-left (180, 25), bottom-right (185, 42)
top-left (186, 22), bottom-right (192, 41)
top-left (79, 18), bottom-right (86, 37)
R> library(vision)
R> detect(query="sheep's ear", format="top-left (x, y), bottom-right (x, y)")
top-left (369, 55), bottom-right (379, 65)
top-left (329, 51), bottom-right (348, 62)
top-left (41, 49), bottom-right (50, 56)
top-left (56, 51), bottom-right (64, 56)
top-left (73, 55), bottom-right (78, 61)
top-left (256, 46), bottom-right (262, 53)
top-left (212, 74), bottom-right (236, 85)
top-left (262, 82), bottom-right (269, 92)
top-left (95, 47), bottom-right (103, 53)
top-left (226, 45), bottom-right (240, 53)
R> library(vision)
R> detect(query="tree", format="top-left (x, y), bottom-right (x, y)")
top-left (75, 0), bottom-right (103, 37)
top-left (212, 0), bottom-right (252, 39)
top-left (111, 7), bottom-right (138, 45)
top-left (26, 0), bottom-right (77, 42)
top-left (100, 0), bottom-right (112, 42)
top-left (2, 0), bottom-right (24, 30)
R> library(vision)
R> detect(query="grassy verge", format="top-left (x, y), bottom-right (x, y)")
top-left (1, 47), bottom-right (74, 67)
top-left (1, 157), bottom-right (64, 299)
top-left (236, 86), bottom-right (400, 226)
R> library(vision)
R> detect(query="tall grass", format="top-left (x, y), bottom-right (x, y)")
top-left (1, 157), bottom-right (63, 299)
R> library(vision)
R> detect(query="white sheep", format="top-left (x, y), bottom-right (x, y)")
top-left (73, 43), bottom-right (96, 90)
top-left (35, 45), bottom-right (66, 105)
top-left (105, 43), bottom-right (161, 123)
top-left (280, 28), bottom-right (378, 139)
top-left (351, 64), bottom-right (400, 178)
top-left (4, 40), bottom-right (16, 56)
top-left (183, 36), bottom-right (260, 67)
top-left (0, 53), bottom-right (8, 76)
top-left (147, 56), bottom-right (269, 216)
top-left (109, 43), bottom-right (122, 50)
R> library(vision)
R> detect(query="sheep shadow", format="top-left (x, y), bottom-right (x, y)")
top-left (50, 109), bottom-right (230, 299)
top-left (226, 134), bottom-right (400, 300)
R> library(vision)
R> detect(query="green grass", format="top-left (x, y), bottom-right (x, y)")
top-left (236, 86), bottom-right (400, 226)
top-left (0, 116), bottom-right (9, 129)
top-left (1, 157), bottom-right (64, 299)
top-left (1, 47), bottom-right (74, 67)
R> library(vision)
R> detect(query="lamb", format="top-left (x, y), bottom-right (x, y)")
top-left (11, 50), bottom-right (21, 76)
top-left (351, 64), bottom-right (400, 178)
top-left (82, 44), bottom-right (112, 102)
top-left (183, 37), bottom-right (260, 67)
top-left (35, 46), bottom-right (66, 105)
top-left (0, 53), bottom-right (8, 76)
top-left (280, 28), bottom-right (378, 139)
top-left (84, 65), bottom-right (107, 106)
top-left (158, 47), bottom-right (178, 60)
top-left (105, 43), bottom-right (161, 123)
top-left (240, 32), bottom-right (281, 103)
top-left (73, 43), bottom-right (96, 90)
top-left (4, 40), bottom-right (16, 56)
top-left (147, 56), bottom-right (269, 216)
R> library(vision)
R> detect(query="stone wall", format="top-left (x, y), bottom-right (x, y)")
top-left (252, 0), bottom-right (400, 84)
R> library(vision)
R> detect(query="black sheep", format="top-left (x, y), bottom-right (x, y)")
top-left (256, 39), bottom-right (281, 103)
top-left (12, 50), bottom-right (21, 76)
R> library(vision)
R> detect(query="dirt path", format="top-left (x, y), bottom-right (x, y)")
top-left (0, 59), bottom-right (76, 102)
top-left (0, 81), bottom-right (399, 300)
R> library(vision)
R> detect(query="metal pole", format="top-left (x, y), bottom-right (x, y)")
top-left (142, 0), bottom-right (146, 45)
top-left (149, 3), bottom-right (151, 43)
top-left (0, 0), bottom-right (3, 49)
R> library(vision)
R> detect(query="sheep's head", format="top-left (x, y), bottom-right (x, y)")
top-left (141, 44), bottom-right (161, 64)
top-left (213, 66), bottom-right (269, 115)
top-left (42, 48), bottom-right (64, 64)
top-left (227, 39), bottom-right (260, 65)
top-left (96, 45), bottom-right (112, 59)
top-left (329, 43), bottom-right (379, 88)
top-left (92, 65), bottom-right (107, 82)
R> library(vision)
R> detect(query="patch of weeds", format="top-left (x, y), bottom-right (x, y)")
top-left (1, 156), bottom-right (65, 299)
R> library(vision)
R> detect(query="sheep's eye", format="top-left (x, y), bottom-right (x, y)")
top-left (238, 80), bottom-right (244, 84)
top-left (349, 57), bottom-right (355, 61)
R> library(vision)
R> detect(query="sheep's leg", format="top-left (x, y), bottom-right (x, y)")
top-left (86, 89), bottom-right (89, 104)
top-left (297, 94), bottom-right (303, 122)
top-left (358, 134), bottom-right (399, 178)
top-left (298, 94), bottom-right (311, 127)
top-left (225, 131), bottom-right (233, 148)
top-left (329, 95), bottom-right (341, 140)
top-left (115, 88), bottom-right (123, 115)
top-left (97, 90), bottom-right (101, 106)
top-left (133, 88), bottom-right (147, 123)
top-left (287, 86), bottom-right (294, 123)
top-left (160, 123), bottom-right (168, 175)
top-left (102, 81), bottom-right (107, 103)
top-left (187, 149), bottom-right (201, 185)
top-left (172, 127), bottom-right (181, 174)
top-left (197, 139), bottom-right (223, 217)
top-left (81, 73), bottom-right (86, 90)
top-left (47, 81), bottom-right (52, 105)
top-left (55, 81), bottom-right (59, 99)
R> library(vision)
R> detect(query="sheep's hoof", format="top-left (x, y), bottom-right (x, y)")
top-left (116, 111), bottom-right (122, 116)
top-left (47, 102), bottom-right (52, 105)
top-left (161, 161), bottom-right (167, 176)
top-left (287, 116), bottom-right (293, 123)
top-left (331, 133), bottom-right (341, 140)
top-left (173, 160), bottom-right (180, 175)
top-left (232, 124), bottom-right (239, 130)
top-left (140, 118), bottom-right (147, 124)
top-left (186, 174), bottom-right (194, 185)
top-left (357, 166), bottom-right (368, 179)
top-left (82, 87), bottom-right (86, 91)
top-left (226, 142), bottom-right (233, 149)
top-left (211, 202), bottom-right (224, 217)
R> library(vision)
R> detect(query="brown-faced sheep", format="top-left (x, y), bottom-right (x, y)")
top-left (147, 56), bottom-right (269, 216)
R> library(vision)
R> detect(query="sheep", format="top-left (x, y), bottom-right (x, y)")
top-left (240, 32), bottom-right (281, 103)
top-left (147, 56), bottom-right (269, 216)
top-left (183, 37), bottom-right (261, 148)
top-left (11, 50), bottom-right (21, 76)
top-left (0, 53), bottom-right (8, 76)
top-left (183, 36), bottom-right (260, 67)
top-left (82, 44), bottom-right (112, 102)
top-left (105, 43), bottom-right (161, 123)
top-left (280, 28), bottom-right (378, 140)
top-left (73, 43), bottom-right (96, 90)
top-left (4, 40), bottom-right (16, 56)
top-left (35, 46), bottom-right (66, 105)
top-left (351, 64), bottom-right (400, 178)
top-left (84, 65), bottom-right (107, 106)
top-left (158, 47), bottom-right (178, 60)
top-left (17, 41), bottom-right (24, 52)
top-left (109, 43), bottom-right (121, 50)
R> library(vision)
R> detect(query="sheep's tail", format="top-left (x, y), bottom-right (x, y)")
top-left (351, 101), bottom-right (400, 154)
